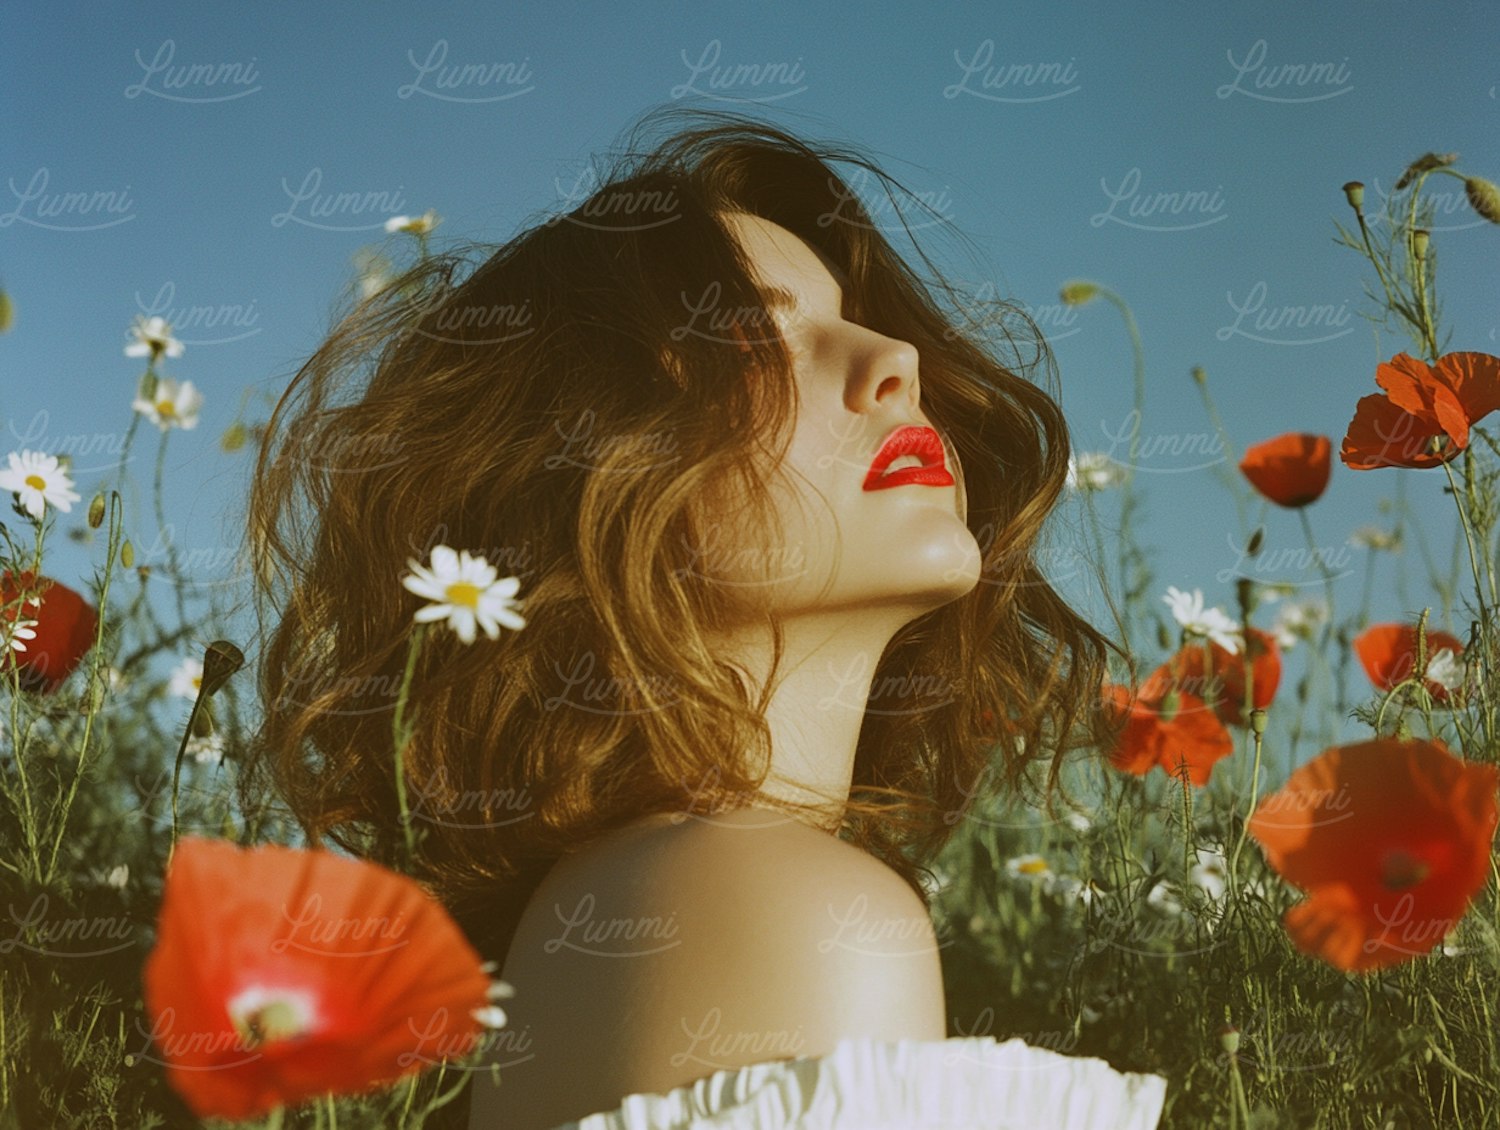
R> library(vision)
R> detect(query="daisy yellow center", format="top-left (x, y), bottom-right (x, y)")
top-left (24, 474), bottom-right (46, 491)
top-left (231, 999), bottom-right (305, 1047)
top-left (157, 399), bottom-right (177, 418)
top-left (444, 580), bottom-right (481, 609)
top-left (1017, 857), bottom-right (1049, 875)
top-left (1380, 848), bottom-right (1429, 890)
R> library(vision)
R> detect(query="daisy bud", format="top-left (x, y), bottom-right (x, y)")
top-left (1410, 229), bottom-right (1430, 260)
top-left (1464, 176), bottom-right (1500, 225)
top-left (1059, 281), bottom-right (1099, 307)
top-left (1341, 181), bottom-right (1365, 211)
top-left (1158, 688), bottom-right (1181, 723)
top-left (1250, 708), bottom-right (1267, 736)
top-left (87, 493), bottom-right (106, 529)
top-left (1219, 1024), bottom-right (1240, 1056)
top-left (120, 540), bottom-right (134, 568)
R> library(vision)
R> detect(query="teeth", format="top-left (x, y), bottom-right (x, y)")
top-left (884, 454), bottom-right (925, 473)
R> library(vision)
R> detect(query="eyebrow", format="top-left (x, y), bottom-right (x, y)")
top-left (761, 278), bottom-right (847, 313)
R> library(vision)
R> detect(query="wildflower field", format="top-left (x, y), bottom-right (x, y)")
top-left (3, 159), bottom-right (1500, 1130)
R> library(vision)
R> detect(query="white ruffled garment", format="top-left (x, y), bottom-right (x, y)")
top-left (548, 1035), bottom-right (1169, 1129)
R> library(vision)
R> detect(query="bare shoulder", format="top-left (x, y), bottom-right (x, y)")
top-left (470, 808), bottom-right (946, 1130)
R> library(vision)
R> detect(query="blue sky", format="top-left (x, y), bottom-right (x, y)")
top-left (3, 1), bottom-right (1497, 759)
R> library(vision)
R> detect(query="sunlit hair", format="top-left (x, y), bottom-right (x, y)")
top-left (237, 106), bottom-right (1129, 967)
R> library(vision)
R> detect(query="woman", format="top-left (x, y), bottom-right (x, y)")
top-left (240, 108), bottom-right (1166, 1128)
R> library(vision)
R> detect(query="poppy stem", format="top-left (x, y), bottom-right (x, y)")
top-left (1438, 454), bottom-right (1496, 747)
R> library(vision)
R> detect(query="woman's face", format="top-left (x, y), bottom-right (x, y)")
top-left (698, 210), bottom-right (982, 621)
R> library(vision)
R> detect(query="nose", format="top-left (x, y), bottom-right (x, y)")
top-left (847, 327), bottom-right (921, 414)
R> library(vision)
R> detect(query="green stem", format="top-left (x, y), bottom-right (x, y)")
top-left (41, 493), bottom-right (126, 885)
top-left (392, 622), bottom-right (429, 872)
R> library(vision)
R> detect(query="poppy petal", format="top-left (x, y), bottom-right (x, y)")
top-left (1239, 433), bottom-right (1332, 508)
top-left (1248, 739), bottom-right (1499, 973)
top-left (143, 837), bottom-right (492, 1122)
top-left (1341, 393), bottom-right (1448, 470)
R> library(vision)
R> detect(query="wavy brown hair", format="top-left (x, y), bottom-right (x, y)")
top-left (236, 107), bottom-right (1129, 968)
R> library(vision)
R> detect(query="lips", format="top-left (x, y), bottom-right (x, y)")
top-left (863, 425), bottom-right (955, 491)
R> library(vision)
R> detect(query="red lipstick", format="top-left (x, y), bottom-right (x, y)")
top-left (864, 425), bottom-right (955, 491)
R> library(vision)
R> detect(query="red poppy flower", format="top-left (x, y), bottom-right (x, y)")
top-left (1239, 433), bottom-right (1332, 507)
top-left (143, 837), bottom-right (497, 1122)
top-left (0, 569), bottom-right (98, 693)
top-left (1162, 628), bottom-right (1282, 729)
top-left (1352, 623), bottom-right (1466, 704)
top-left (1100, 675), bottom-right (1234, 787)
top-left (1341, 351), bottom-right (1500, 470)
top-left (1247, 738), bottom-right (1498, 972)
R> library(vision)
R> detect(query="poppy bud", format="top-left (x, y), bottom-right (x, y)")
top-left (1395, 716), bottom-right (1411, 740)
top-left (0, 288), bottom-right (12, 333)
top-left (1246, 527), bottom-right (1264, 558)
top-left (1250, 707), bottom-right (1267, 736)
top-left (138, 371), bottom-right (157, 402)
top-left (221, 422), bottom-right (248, 453)
top-left (1156, 621), bottom-right (1172, 651)
top-left (1341, 182), bottom-right (1365, 211)
top-left (200, 640), bottom-right (245, 699)
top-left (1190, 366), bottom-right (1207, 387)
top-left (120, 540), bottom-right (134, 569)
top-left (1464, 176), bottom-right (1500, 225)
top-left (1158, 688), bottom-right (1181, 723)
top-left (1219, 1024), bottom-right (1240, 1056)
top-left (1410, 229), bottom-right (1430, 260)
top-left (1059, 281), bottom-right (1099, 307)
top-left (87, 493), bottom-right (106, 529)
top-left (191, 705), bottom-right (215, 736)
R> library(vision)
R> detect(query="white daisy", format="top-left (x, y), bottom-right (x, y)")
top-left (4, 617), bottom-right (38, 653)
top-left (0, 449), bottom-right (81, 520)
top-left (1269, 598), bottom-right (1328, 651)
top-left (1348, 525), bottom-right (1401, 552)
top-left (132, 377), bottom-right (204, 431)
top-left (1005, 853), bottom-right (1052, 880)
top-left (1065, 452), bottom-right (1125, 491)
top-left (168, 656), bottom-right (204, 700)
top-left (1063, 810), bottom-right (1092, 834)
top-left (124, 315), bottom-right (185, 361)
top-left (384, 209), bottom-right (441, 236)
top-left (1188, 845), bottom-right (1228, 902)
top-left (1163, 586), bottom-right (1241, 654)
top-left (186, 730), bottom-right (226, 765)
top-left (1426, 649), bottom-right (1470, 697)
top-left (105, 864), bottom-right (130, 889)
top-left (401, 545), bottom-right (526, 645)
top-left (471, 979), bottom-right (515, 1029)
top-left (1043, 873), bottom-right (1097, 907)
top-left (1146, 879), bottom-right (1184, 916)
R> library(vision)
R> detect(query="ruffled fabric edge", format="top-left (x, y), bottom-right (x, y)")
top-left (555, 1035), bottom-right (1169, 1130)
